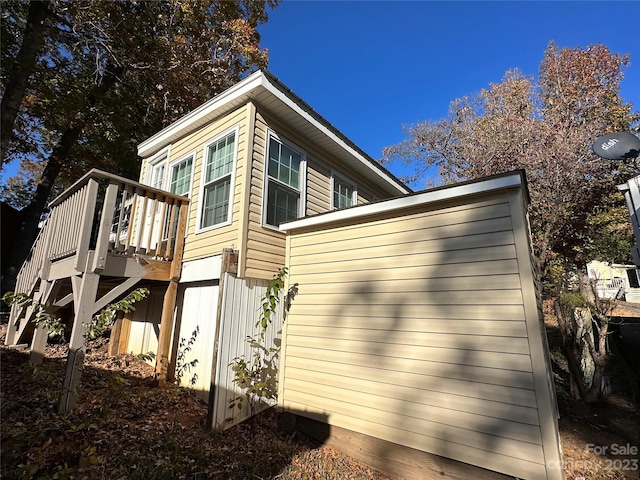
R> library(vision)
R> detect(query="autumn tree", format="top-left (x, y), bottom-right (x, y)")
top-left (0, 0), bottom-right (279, 296)
top-left (382, 42), bottom-right (638, 283)
top-left (382, 42), bottom-right (638, 403)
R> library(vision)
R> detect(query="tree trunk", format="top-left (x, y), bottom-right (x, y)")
top-left (1, 124), bottom-right (82, 297)
top-left (1, 68), bottom-right (122, 298)
top-left (0, 0), bottom-right (51, 165)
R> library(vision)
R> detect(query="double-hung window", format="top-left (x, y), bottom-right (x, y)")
top-left (332, 172), bottom-right (357, 210)
top-left (164, 154), bottom-right (193, 239)
top-left (264, 134), bottom-right (304, 227)
top-left (199, 129), bottom-right (237, 230)
top-left (169, 156), bottom-right (193, 197)
top-left (147, 151), bottom-right (168, 190)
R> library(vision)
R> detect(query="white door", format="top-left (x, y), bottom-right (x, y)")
top-left (174, 282), bottom-right (219, 401)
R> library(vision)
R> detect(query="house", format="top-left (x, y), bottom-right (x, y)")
top-left (587, 260), bottom-right (640, 303)
top-left (278, 171), bottom-right (562, 480)
top-left (5, 70), bottom-right (409, 421)
top-left (5, 71), bottom-right (562, 479)
top-left (618, 174), bottom-right (640, 267)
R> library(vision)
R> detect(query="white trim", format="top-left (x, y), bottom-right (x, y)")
top-left (280, 173), bottom-right (524, 231)
top-left (196, 125), bottom-right (240, 233)
top-left (137, 71), bottom-right (409, 196)
top-left (330, 169), bottom-right (358, 210)
top-left (262, 129), bottom-right (307, 228)
top-left (180, 256), bottom-right (223, 282)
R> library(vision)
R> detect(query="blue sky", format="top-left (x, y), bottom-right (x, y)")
top-left (257, 0), bottom-right (640, 187)
top-left (2, 1), bottom-right (638, 188)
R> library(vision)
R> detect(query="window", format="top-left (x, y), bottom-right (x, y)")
top-left (164, 154), bottom-right (193, 239)
top-left (332, 172), bottom-right (357, 210)
top-left (199, 130), bottom-right (237, 230)
top-left (147, 151), bottom-right (168, 190)
top-left (169, 156), bottom-right (193, 196)
top-left (627, 268), bottom-right (640, 289)
top-left (146, 151), bottom-right (168, 216)
top-left (264, 134), bottom-right (304, 227)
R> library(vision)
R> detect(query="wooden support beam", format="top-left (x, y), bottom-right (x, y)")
top-left (155, 280), bottom-right (177, 385)
top-left (29, 326), bottom-right (49, 366)
top-left (53, 293), bottom-right (73, 309)
top-left (92, 277), bottom-right (141, 314)
top-left (107, 312), bottom-right (125, 356)
top-left (58, 267), bottom-right (100, 414)
top-left (155, 201), bottom-right (188, 384)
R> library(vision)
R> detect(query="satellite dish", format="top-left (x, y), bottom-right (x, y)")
top-left (592, 132), bottom-right (640, 160)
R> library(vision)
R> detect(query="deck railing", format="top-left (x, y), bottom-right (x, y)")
top-left (17, 169), bottom-right (190, 292)
top-left (7, 169), bottom-right (190, 346)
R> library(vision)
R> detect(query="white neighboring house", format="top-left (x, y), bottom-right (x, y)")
top-left (618, 174), bottom-right (640, 267)
top-left (587, 260), bottom-right (640, 303)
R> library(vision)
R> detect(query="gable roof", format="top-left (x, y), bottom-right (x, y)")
top-left (137, 70), bottom-right (410, 196)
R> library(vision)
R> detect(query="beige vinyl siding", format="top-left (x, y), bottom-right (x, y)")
top-left (172, 106), bottom-right (250, 263)
top-left (281, 191), bottom-right (557, 480)
top-left (244, 110), bottom-right (286, 279)
top-left (306, 157), bottom-right (331, 214)
top-left (243, 108), bottom-right (401, 279)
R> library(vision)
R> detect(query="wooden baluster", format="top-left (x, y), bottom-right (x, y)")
top-left (92, 183), bottom-right (119, 272)
top-left (135, 193), bottom-right (149, 255)
top-left (112, 186), bottom-right (127, 252)
top-left (156, 197), bottom-right (168, 259)
top-left (146, 196), bottom-right (159, 254)
top-left (164, 199), bottom-right (177, 260)
top-left (124, 190), bottom-right (137, 254)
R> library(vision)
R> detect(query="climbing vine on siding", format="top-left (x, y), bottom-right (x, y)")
top-left (229, 267), bottom-right (297, 412)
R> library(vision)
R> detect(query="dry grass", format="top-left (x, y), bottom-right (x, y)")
top-left (2, 308), bottom-right (639, 480)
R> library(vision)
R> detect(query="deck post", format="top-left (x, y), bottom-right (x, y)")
top-left (28, 280), bottom-right (62, 365)
top-left (57, 269), bottom-right (100, 414)
top-left (155, 201), bottom-right (188, 384)
top-left (29, 326), bottom-right (49, 366)
top-left (156, 281), bottom-right (177, 385)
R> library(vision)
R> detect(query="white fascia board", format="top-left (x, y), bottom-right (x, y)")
top-left (137, 71), bottom-right (265, 158)
top-left (280, 172), bottom-right (524, 232)
top-left (138, 70), bottom-right (409, 195)
top-left (260, 76), bottom-right (410, 196)
top-left (180, 256), bottom-right (223, 283)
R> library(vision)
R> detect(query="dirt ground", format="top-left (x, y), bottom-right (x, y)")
top-left (543, 301), bottom-right (640, 480)
top-left (1, 308), bottom-right (639, 480)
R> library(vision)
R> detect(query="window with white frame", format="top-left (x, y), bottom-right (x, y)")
top-left (332, 172), bottom-right (357, 210)
top-left (199, 129), bottom-right (237, 230)
top-left (148, 153), bottom-right (168, 190)
top-left (146, 152), bottom-right (168, 216)
top-left (163, 154), bottom-right (193, 239)
top-left (169, 155), bottom-right (193, 196)
top-left (264, 134), bottom-right (304, 227)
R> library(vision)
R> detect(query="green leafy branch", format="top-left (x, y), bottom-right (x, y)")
top-left (2, 292), bottom-right (65, 337)
top-left (84, 288), bottom-right (149, 341)
top-left (2, 287), bottom-right (150, 343)
top-left (229, 267), bottom-right (297, 413)
top-left (175, 327), bottom-right (199, 387)
top-left (257, 267), bottom-right (288, 338)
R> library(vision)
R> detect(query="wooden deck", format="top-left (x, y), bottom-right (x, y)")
top-left (4, 169), bottom-right (189, 410)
